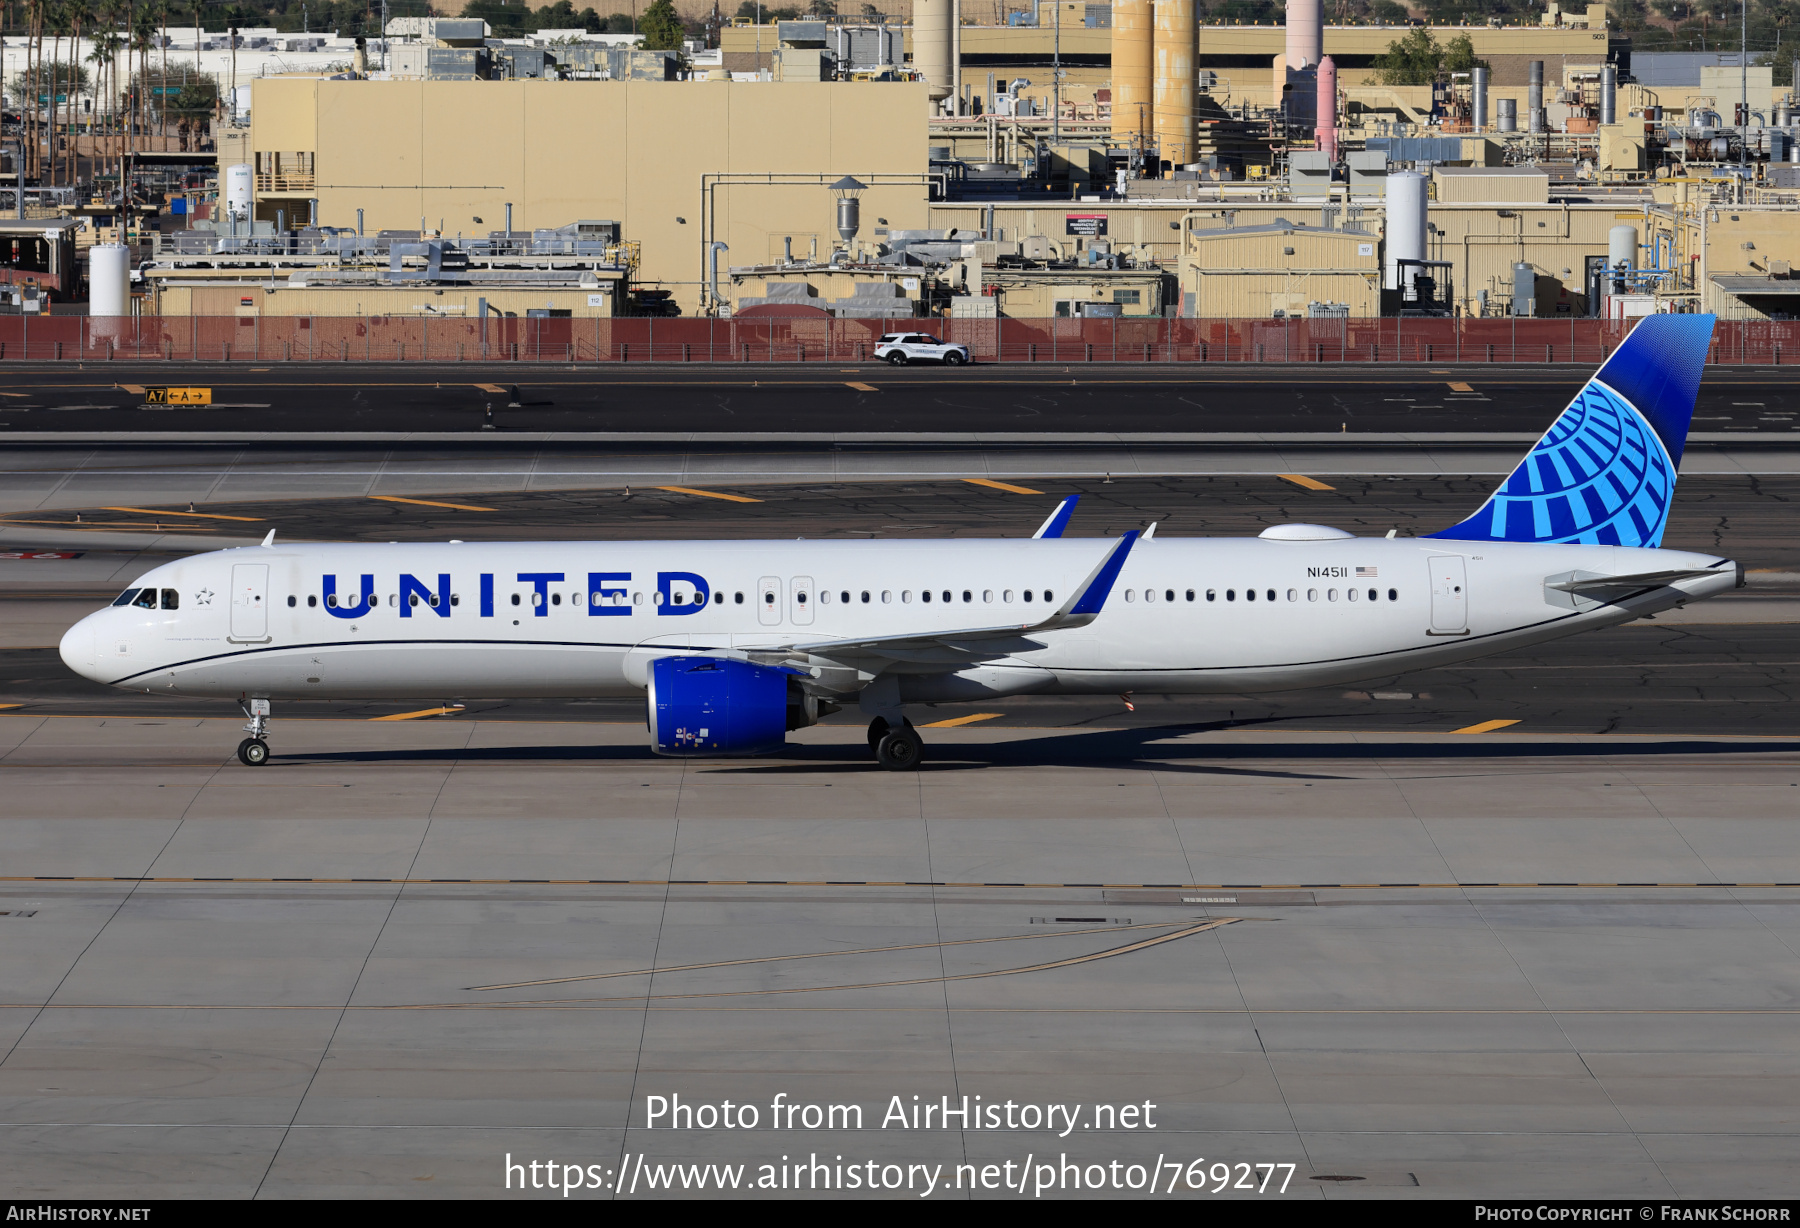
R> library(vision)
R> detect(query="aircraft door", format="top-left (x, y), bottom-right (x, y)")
top-left (1428, 555), bottom-right (1468, 633)
top-left (230, 563), bottom-right (269, 640)
top-left (790, 575), bottom-right (814, 626)
top-left (757, 576), bottom-right (782, 626)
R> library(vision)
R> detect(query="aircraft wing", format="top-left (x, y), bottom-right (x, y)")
top-left (769, 531), bottom-right (1139, 666)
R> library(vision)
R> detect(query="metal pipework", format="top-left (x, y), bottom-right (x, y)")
top-left (1529, 61), bottom-right (1545, 133)
top-left (710, 241), bottom-right (729, 310)
top-left (1472, 65), bottom-right (1488, 133)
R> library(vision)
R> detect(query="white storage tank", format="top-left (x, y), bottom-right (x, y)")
top-left (88, 244), bottom-right (130, 318)
top-left (224, 162), bottom-right (254, 220)
top-left (1383, 171), bottom-right (1428, 295)
top-left (1608, 224), bottom-right (1637, 273)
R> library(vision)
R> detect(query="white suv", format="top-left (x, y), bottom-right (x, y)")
top-left (874, 332), bottom-right (971, 366)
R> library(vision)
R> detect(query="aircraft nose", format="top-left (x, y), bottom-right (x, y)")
top-left (58, 614), bottom-right (102, 682)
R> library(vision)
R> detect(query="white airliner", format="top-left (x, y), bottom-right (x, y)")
top-left (60, 315), bottom-right (1738, 770)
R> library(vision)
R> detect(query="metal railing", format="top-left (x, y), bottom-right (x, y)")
top-left (2, 316), bottom-right (1790, 365)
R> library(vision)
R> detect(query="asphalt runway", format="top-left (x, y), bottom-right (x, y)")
top-left (3, 454), bottom-right (1799, 1199)
top-left (2, 718), bottom-right (1798, 1198)
top-left (2, 362), bottom-right (1799, 435)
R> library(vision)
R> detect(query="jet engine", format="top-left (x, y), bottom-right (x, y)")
top-left (646, 656), bottom-right (836, 757)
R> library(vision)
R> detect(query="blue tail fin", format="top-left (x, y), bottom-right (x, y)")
top-left (1429, 314), bottom-right (1714, 549)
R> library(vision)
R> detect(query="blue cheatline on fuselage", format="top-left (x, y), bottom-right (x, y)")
top-left (1429, 313), bottom-right (1715, 549)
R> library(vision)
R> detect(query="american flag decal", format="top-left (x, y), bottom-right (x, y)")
top-left (1356, 566), bottom-right (1378, 578)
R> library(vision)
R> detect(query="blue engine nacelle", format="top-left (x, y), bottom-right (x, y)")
top-left (647, 655), bottom-right (792, 757)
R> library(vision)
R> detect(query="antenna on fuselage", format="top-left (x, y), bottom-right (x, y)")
top-left (260, 530), bottom-right (277, 548)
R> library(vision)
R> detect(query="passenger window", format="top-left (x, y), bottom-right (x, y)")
top-left (1226, 589), bottom-right (1235, 601)
top-left (840, 590), bottom-right (850, 603)
top-left (962, 590), bottom-right (972, 603)
top-left (1125, 589), bottom-right (1136, 602)
top-left (1165, 590), bottom-right (1174, 603)
top-left (1186, 589), bottom-right (1195, 602)
top-left (983, 590), bottom-right (993, 602)
top-left (942, 590), bottom-right (951, 603)
top-left (1022, 590), bottom-right (1033, 603)
top-left (902, 590), bottom-right (913, 603)
top-left (308, 595), bottom-right (318, 607)
top-left (287, 595), bottom-right (296, 608)
top-left (1308, 589), bottom-right (1318, 601)
top-left (735, 592), bottom-right (744, 604)
top-left (1003, 590), bottom-right (1014, 602)
top-left (882, 590), bottom-right (892, 603)
top-left (111, 589), bottom-right (140, 607)
top-left (634, 592), bottom-right (644, 605)
top-left (1044, 591), bottom-right (1052, 602)
top-left (326, 593), bottom-right (339, 608)
top-left (1349, 588), bottom-right (1360, 602)
top-left (1144, 589), bottom-right (1156, 603)
top-left (796, 591), bottom-right (807, 606)
top-left (1328, 589), bottom-right (1338, 601)
top-left (1286, 589), bottom-right (1296, 602)
top-left (532, 592), bottom-right (543, 607)
top-left (715, 592), bottom-right (725, 604)
top-left (162, 589), bottom-right (179, 609)
top-left (1267, 589), bottom-right (1276, 602)
top-left (1388, 588), bottom-right (1398, 601)
top-left (861, 591), bottom-right (870, 603)
top-left (1369, 588), bottom-right (1379, 602)
top-left (1206, 589), bottom-right (1215, 602)
top-left (1246, 589), bottom-right (1256, 602)
top-left (132, 588), bottom-right (158, 609)
top-left (921, 590), bottom-right (931, 603)
top-left (511, 593), bottom-right (521, 606)
top-left (764, 590), bottom-right (775, 606)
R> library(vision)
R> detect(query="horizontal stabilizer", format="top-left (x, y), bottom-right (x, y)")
top-left (1546, 568), bottom-right (1720, 593)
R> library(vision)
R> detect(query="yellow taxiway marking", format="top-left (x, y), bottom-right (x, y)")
top-left (1451, 719), bottom-right (1522, 734)
top-left (102, 506), bottom-right (265, 522)
top-left (473, 383), bottom-right (507, 393)
top-left (845, 381), bottom-right (878, 392)
top-left (368, 707), bottom-right (464, 722)
top-left (919, 712), bottom-right (1003, 728)
top-left (0, 704), bottom-right (21, 711)
top-left (655, 486), bottom-right (763, 503)
top-left (368, 495), bottom-right (497, 512)
top-left (963, 478), bottom-right (1045, 495)
top-left (117, 384), bottom-right (145, 395)
top-left (472, 918), bottom-right (1214, 991)
top-left (1448, 381), bottom-right (1476, 393)
top-left (1277, 474), bottom-right (1335, 491)
top-left (494, 919), bottom-right (1243, 1005)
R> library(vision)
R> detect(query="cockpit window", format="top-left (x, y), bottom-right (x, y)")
top-left (131, 589), bottom-right (158, 609)
top-left (161, 588), bottom-right (179, 610)
top-left (111, 588), bottom-right (140, 607)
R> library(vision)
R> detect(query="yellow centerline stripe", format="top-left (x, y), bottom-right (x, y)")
top-left (655, 486), bottom-right (763, 503)
top-left (368, 495), bottom-right (497, 512)
top-left (963, 478), bottom-right (1044, 495)
top-left (919, 712), bottom-right (1003, 728)
top-left (368, 707), bottom-right (463, 722)
top-left (1277, 474), bottom-right (1335, 491)
top-left (101, 506), bottom-right (265, 522)
top-left (1451, 718), bottom-right (1523, 734)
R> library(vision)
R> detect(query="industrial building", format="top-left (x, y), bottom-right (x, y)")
top-left (47, 0), bottom-right (1787, 326)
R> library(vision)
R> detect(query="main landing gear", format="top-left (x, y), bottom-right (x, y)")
top-left (867, 716), bottom-right (923, 771)
top-left (237, 698), bottom-right (271, 766)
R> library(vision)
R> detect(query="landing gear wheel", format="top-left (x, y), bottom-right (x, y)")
top-left (866, 716), bottom-right (891, 751)
top-left (875, 726), bottom-right (923, 771)
top-left (237, 737), bottom-right (270, 767)
top-left (885, 351), bottom-right (908, 365)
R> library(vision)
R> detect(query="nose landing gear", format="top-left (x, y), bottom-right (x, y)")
top-left (237, 698), bottom-right (272, 766)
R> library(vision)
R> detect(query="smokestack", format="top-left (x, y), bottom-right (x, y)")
top-left (914, 0), bottom-right (953, 105)
top-left (1285, 0), bottom-right (1321, 70)
top-left (1316, 55), bottom-right (1338, 160)
top-left (1472, 65), bottom-right (1488, 133)
top-left (1529, 60), bottom-right (1545, 133)
top-left (1154, 0), bottom-right (1197, 169)
top-left (1601, 64), bottom-right (1616, 125)
top-left (1111, 0), bottom-right (1155, 150)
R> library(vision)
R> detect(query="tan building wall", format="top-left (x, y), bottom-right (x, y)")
top-left (249, 77), bottom-right (933, 314)
top-left (1184, 226), bottom-right (1381, 317)
top-left (154, 282), bottom-right (621, 317)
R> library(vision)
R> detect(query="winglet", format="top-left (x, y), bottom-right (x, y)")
top-left (260, 529), bottom-right (276, 548)
top-left (1059, 531), bottom-right (1139, 619)
top-left (1032, 495), bottom-right (1079, 539)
